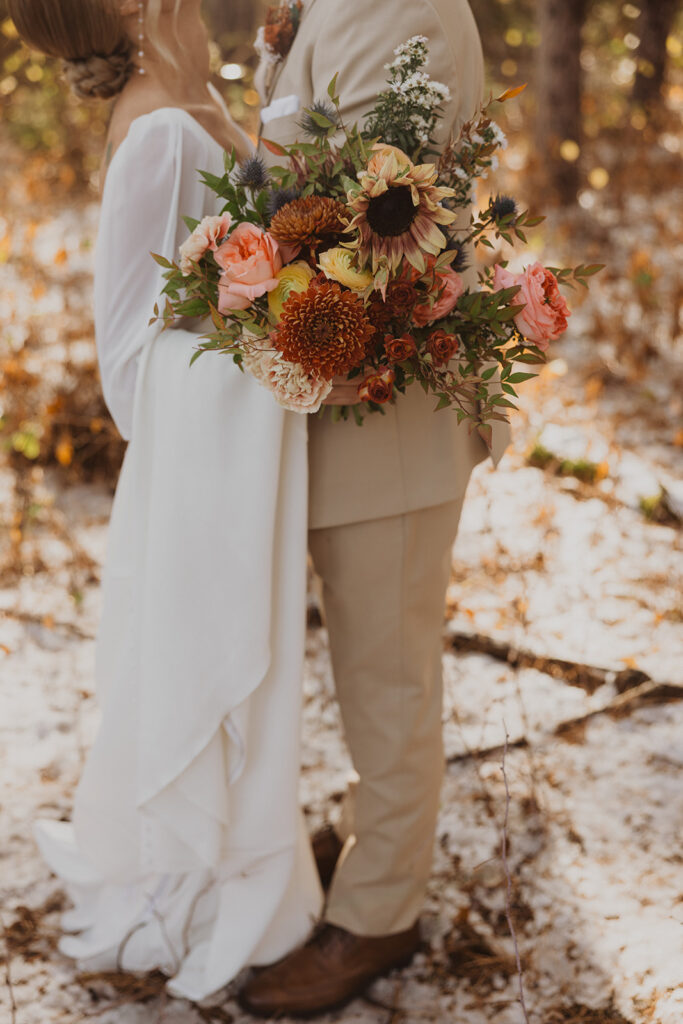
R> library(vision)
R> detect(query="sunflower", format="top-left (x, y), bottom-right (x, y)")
top-left (269, 196), bottom-right (348, 249)
top-left (272, 280), bottom-right (374, 380)
top-left (347, 144), bottom-right (457, 274)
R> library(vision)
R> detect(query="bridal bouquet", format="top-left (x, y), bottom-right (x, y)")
top-left (153, 36), bottom-right (600, 436)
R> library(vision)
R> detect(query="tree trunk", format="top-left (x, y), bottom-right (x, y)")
top-left (633, 0), bottom-right (678, 107)
top-left (535, 0), bottom-right (587, 204)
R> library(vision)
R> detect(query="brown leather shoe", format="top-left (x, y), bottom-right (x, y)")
top-left (238, 922), bottom-right (420, 1017)
top-left (311, 825), bottom-right (343, 891)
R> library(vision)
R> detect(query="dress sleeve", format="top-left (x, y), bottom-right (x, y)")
top-left (94, 115), bottom-right (208, 441)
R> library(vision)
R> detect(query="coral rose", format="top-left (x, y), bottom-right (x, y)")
top-left (384, 334), bottom-right (417, 363)
top-left (178, 213), bottom-right (232, 275)
top-left (268, 261), bottom-right (316, 321)
top-left (358, 368), bottom-right (396, 405)
top-left (215, 223), bottom-right (282, 313)
top-left (426, 329), bottom-right (459, 366)
top-left (412, 269), bottom-right (465, 326)
top-left (319, 247), bottom-right (374, 291)
top-left (493, 262), bottom-right (570, 349)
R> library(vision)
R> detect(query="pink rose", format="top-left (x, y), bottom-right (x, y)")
top-left (412, 269), bottom-right (465, 327)
top-left (178, 213), bottom-right (232, 275)
top-left (493, 262), bottom-right (570, 349)
top-left (215, 223), bottom-right (283, 312)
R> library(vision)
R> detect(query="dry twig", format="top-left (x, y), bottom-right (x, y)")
top-left (500, 728), bottom-right (530, 1024)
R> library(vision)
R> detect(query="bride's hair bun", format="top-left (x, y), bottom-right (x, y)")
top-left (63, 40), bottom-right (134, 100)
top-left (7, 0), bottom-right (135, 102)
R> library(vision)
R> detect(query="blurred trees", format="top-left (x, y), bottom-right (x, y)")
top-left (536, 0), bottom-right (587, 203)
top-left (633, 0), bottom-right (680, 106)
top-left (470, 0), bottom-right (682, 204)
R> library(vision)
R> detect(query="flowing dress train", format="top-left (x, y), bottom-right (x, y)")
top-left (34, 106), bottom-right (322, 1002)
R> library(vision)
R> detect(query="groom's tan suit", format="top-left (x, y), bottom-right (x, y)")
top-left (258, 0), bottom-right (510, 935)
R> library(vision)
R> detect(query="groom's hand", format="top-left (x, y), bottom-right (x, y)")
top-left (322, 371), bottom-right (375, 406)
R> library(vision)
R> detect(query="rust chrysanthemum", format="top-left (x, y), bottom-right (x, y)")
top-left (347, 144), bottom-right (457, 274)
top-left (269, 196), bottom-right (348, 249)
top-left (272, 280), bottom-right (374, 380)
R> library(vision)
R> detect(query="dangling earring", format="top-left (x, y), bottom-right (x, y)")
top-left (137, 0), bottom-right (146, 75)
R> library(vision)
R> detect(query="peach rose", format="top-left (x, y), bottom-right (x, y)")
top-left (178, 213), bottom-right (232, 275)
top-left (493, 262), bottom-right (570, 350)
top-left (358, 368), bottom-right (396, 404)
top-left (384, 333), bottom-right (417, 363)
top-left (412, 269), bottom-right (465, 326)
top-left (215, 223), bottom-right (283, 313)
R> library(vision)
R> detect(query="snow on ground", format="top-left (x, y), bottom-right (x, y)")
top-left (2, 410), bottom-right (682, 1023)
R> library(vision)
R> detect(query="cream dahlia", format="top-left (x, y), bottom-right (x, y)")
top-left (243, 344), bottom-right (331, 413)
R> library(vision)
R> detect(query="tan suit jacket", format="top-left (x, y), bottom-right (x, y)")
top-left (257, 0), bottom-right (511, 529)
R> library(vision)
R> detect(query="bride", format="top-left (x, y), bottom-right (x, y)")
top-left (8, 0), bottom-right (322, 1002)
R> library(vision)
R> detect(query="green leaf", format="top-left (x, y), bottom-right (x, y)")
top-left (328, 72), bottom-right (340, 101)
top-left (151, 252), bottom-right (174, 269)
top-left (182, 216), bottom-right (200, 233)
top-left (507, 371), bottom-right (537, 384)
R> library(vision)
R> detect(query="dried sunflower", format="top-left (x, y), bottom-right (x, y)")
top-left (347, 144), bottom-right (457, 274)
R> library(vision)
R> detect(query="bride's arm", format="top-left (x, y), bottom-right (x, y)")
top-left (94, 115), bottom-right (200, 442)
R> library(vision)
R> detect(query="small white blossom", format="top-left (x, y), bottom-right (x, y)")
top-left (254, 26), bottom-right (279, 65)
top-left (490, 121), bottom-right (509, 149)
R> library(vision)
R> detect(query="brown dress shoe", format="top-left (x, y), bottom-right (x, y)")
top-left (238, 922), bottom-right (420, 1017)
top-left (311, 825), bottom-right (343, 890)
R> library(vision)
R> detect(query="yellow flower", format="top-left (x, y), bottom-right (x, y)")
top-left (318, 247), bottom-right (374, 291)
top-left (268, 260), bottom-right (316, 321)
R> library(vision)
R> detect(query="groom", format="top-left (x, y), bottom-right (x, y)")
top-left (242, 0), bottom-right (509, 1015)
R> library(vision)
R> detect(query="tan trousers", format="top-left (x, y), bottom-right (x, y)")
top-left (308, 497), bottom-right (465, 936)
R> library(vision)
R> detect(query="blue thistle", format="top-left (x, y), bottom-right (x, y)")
top-left (297, 100), bottom-right (340, 139)
top-left (490, 194), bottom-right (518, 222)
top-left (444, 239), bottom-right (469, 273)
top-left (266, 186), bottom-right (300, 221)
top-left (235, 156), bottom-right (270, 190)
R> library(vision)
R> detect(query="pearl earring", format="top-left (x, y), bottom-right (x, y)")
top-left (137, 0), bottom-right (146, 75)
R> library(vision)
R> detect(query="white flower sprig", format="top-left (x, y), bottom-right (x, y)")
top-left (366, 35), bottom-right (451, 153)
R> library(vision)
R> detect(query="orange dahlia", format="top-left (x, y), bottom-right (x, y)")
top-left (269, 196), bottom-right (348, 249)
top-left (272, 280), bottom-right (374, 380)
top-left (347, 144), bottom-right (457, 275)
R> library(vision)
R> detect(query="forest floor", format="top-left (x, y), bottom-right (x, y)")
top-left (1, 117), bottom-right (683, 1024)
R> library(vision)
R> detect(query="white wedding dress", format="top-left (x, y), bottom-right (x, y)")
top-left (34, 103), bottom-right (322, 1002)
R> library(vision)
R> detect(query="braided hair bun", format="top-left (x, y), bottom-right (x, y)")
top-left (62, 39), bottom-right (134, 100)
